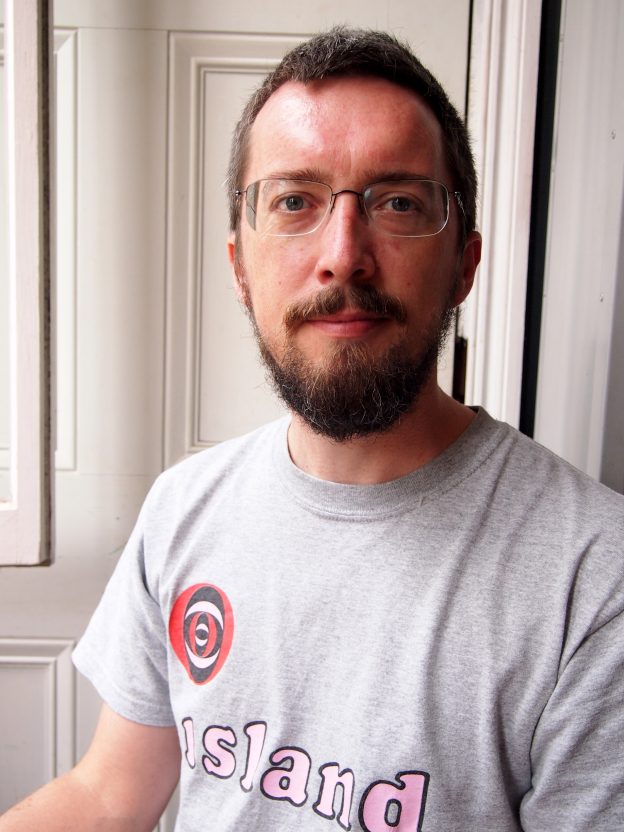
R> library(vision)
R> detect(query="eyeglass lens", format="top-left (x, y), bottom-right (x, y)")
top-left (245, 179), bottom-right (450, 238)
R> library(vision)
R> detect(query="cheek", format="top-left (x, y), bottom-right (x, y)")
top-left (241, 238), bottom-right (316, 317)
top-left (239, 257), bottom-right (288, 336)
top-left (388, 245), bottom-right (459, 316)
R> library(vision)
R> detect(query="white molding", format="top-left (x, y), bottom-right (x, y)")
top-left (0, 0), bottom-right (53, 564)
top-left (0, 50), bottom-right (8, 480)
top-left (0, 638), bottom-right (75, 778)
top-left (53, 29), bottom-right (78, 472)
top-left (0, 29), bottom-right (78, 475)
top-left (462, 0), bottom-right (542, 425)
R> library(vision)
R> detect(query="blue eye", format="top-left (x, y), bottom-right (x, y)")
top-left (367, 187), bottom-right (426, 215)
top-left (279, 194), bottom-right (306, 211)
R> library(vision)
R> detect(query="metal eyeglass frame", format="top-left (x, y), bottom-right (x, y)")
top-left (234, 178), bottom-right (466, 238)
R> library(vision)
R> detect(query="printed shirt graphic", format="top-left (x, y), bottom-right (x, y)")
top-left (169, 583), bottom-right (234, 684)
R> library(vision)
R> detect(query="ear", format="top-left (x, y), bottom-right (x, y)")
top-left (228, 231), bottom-right (254, 311)
top-left (227, 231), bottom-right (248, 305)
top-left (227, 230), bottom-right (237, 273)
top-left (452, 230), bottom-right (482, 307)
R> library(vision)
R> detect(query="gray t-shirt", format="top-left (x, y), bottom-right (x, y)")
top-left (73, 409), bottom-right (624, 831)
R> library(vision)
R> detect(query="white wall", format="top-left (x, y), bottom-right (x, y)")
top-left (533, 0), bottom-right (624, 487)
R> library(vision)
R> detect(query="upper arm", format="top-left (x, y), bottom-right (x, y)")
top-left (75, 704), bottom-right (181, 831)
top-left (520, 609), bottom-right (624, 830)
top-left (0, 705), bottom-right (180, 832)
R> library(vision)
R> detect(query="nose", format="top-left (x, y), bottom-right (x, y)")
top-left (314, 191), bottom-right (375, 284)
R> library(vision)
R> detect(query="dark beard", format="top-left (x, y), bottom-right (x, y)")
top-left (251, 283), bottom-right (455, 442)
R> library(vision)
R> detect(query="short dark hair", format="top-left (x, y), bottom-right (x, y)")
top-left (227, 26), bottom-right (477, 237)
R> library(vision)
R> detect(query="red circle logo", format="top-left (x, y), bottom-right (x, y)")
top-left (169, 584), bottom-right (234, 685)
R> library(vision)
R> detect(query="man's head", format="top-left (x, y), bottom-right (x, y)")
top-left (227, 27), bottom-right (478, 238)
top-left (227, 29), bottom-right (481, 442)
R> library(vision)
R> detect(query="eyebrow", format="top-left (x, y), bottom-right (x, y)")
top-left (259, 168), bottom-right (437, 185)
top-left (360, 169), bottom-right (437, 184)
top-left (262, 167), bottom-right (326, 183)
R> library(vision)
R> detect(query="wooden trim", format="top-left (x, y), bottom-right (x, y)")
top-left (461, 0), bottom-right (542, 426)
top-left (0, 638), bottom-right (75, 776)
top-left (0, 0), bottom-right (52, 564)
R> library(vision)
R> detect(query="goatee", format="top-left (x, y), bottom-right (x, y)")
top-left (249, 283), bottom-right (455, 442)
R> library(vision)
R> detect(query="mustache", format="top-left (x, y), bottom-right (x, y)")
top-left (283, 284), bottom-right (407, 330)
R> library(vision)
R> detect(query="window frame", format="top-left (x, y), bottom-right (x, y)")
top-left (0, 0), bottom-right (53, 565)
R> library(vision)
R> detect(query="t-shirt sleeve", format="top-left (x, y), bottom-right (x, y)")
top-left (72, 504), bottom-right (175, 727)
top-left (519, 595), bottom-right (624, 829)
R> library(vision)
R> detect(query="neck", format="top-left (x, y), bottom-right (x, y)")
top-left (286, 382), bottom-right (475, 485)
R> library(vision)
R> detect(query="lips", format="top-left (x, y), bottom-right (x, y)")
top-left (311, 309), bottom-right (384, 323)
top-left (306, 310), bottom-right (388, 337)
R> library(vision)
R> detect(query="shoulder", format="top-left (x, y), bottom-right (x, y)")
top-left (462, 410), bottom-right (624, 580)
top-left (144, 416), bottom-right (289, 513)
top-left (466, 411), bottom-right (624, 650)
top-left (478, 410), bottom-right (623, 593)
top-left (488, 413), bottom-right (624, 521)
top-left (468, 409), bottom-right (623, 511)
top-left (166, 416), bottom-right (287, 476)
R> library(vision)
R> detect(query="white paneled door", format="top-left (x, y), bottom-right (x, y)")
top-left (0, 2), bottom-right (471, 828)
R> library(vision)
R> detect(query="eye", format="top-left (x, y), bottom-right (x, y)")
top-left (387, 195), bottom-right (418, 213)
top-left (274, 193), bottom-right (310, 212)
top-left (372, 192), bottom-right (426, 214)
top-left (365, 183), bottom-right (431, 216)
top-left (283, 194), bottom-right (305, 211)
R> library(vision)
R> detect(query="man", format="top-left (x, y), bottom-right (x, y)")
top-left (1, 27), bottom-right (622, 832)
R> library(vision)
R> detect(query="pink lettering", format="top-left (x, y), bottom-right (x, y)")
top-left (179, 717), bottom-right (430, 830)
top-left (359, 771), bottom-right (430, 832)
top-left (313, 762), bottom-right (355, 830)
top-left (202, 725), bottom-right (237, 779)
top-left (240, 721), bottom-right (267, 792)
top-left (181, 717), bottom-right (196, 769)
top-left (260, 746), bottom-right (311, 807)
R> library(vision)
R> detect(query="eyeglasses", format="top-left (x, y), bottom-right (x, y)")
top-left (235, 178), bottom-right (464, 238)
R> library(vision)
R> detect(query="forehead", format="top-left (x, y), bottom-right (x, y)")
top-left (245, 76), bottom-right (448, 186)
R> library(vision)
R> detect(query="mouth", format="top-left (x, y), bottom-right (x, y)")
top-left (305, 309), bottom-right (390, 338)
